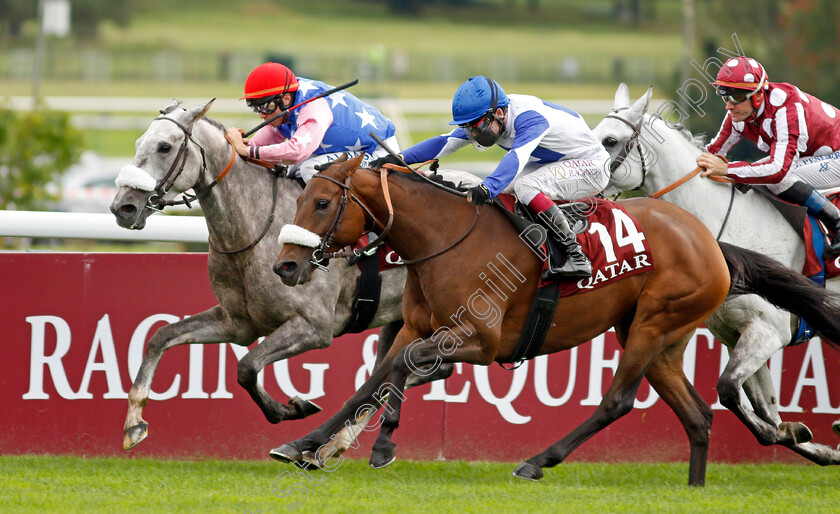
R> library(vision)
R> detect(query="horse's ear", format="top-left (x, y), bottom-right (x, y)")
top-left (160, 99), bottom-right (183, 115)
top-left (333, 153), bottom-right (349, 164)
top-left (186, 98), bottom-right (215, 123)
top-left (614, 83), bottom-right (631, 111)
top-left (627, 86), bottom-right (653, 122)
top-left (340, 153), bottom-right (366, 178)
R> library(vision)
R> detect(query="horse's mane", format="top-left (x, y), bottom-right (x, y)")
top-left (202, 117), bottom-right (227, 133)
top-left (648, 112), bottom-right (706, 151)
top-left (395, 168), bottom-right (470, 192)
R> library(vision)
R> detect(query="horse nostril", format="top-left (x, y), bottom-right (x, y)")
top-left (274, 261), bottom-right (297, 277)
top-left (118, 204), bottom-right (137, 217)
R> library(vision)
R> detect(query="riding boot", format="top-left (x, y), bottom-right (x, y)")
top-left (814, 201), bottom-right (840, 256)
top-left (536, 205), bottom-right (592, 280)
top-left (778, 181), bottom-right (840, 256)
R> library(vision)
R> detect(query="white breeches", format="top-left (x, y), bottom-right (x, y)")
top-left (766, 150), bottom-right (840, 194)
top-left (511, 151), bottom-right (612, 204)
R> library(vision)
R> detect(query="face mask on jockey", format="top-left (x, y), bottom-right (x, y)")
top-left (460, 110), bottom-right (505, 149)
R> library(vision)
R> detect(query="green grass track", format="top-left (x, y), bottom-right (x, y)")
top-left (2, 455), bottom-right (839, 513)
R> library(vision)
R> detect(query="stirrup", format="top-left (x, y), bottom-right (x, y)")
top-left (824, 237), bottom-right (840, 258)
top-left (541, 254), bottom-right (592, 280)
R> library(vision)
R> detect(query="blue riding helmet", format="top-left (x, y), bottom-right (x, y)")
top-left (449, 76), bottom-right (509, 126)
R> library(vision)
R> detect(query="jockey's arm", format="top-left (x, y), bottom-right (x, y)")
top-left (706, 114), bottom-right (741, 157)
top-left (401, 128), bottom-right (470, 163)
top-left (483, 111), bottom-right (549, 197)
top-left (241, 99), bottom-right (334, 163)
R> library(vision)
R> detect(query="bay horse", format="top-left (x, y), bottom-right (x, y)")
top-left (109, 100), bottom-right (479, 452)
top-left (593, 83), bottom-right (840, 465)
top-left (270, 154), bottom-right (840, 485)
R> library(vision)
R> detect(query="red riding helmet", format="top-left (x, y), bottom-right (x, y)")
top-left (711, 56), bottom-right (768, 109)
top-left (240, 62), bottom-right (299, 100)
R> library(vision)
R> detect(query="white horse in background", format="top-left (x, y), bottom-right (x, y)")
top-left (593, 84), bottom-right (840, 465)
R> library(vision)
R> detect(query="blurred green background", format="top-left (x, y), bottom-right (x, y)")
top-left (0, 0), bottom-right (838, 249)
top-left (4, 0), bottom-right (836, 158)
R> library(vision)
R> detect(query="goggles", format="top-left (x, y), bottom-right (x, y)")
top-left (459, 112), bottom-right (501, 148)
top-left (715, 68), bottom-right (766, 106)
top-left (715, 87), bottom-right (752, 105)
top-left (247, 95), bottom-right (282, 115)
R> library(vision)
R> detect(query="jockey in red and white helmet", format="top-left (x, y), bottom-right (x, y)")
top-left (225, 62), bottom-right (399, 182)
top-left (697, 56), bottom-right (840, 255)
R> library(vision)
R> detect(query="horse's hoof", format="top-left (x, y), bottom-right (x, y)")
top-left (289, 396), bottom-right (322, 418)
top-left (780, 421), bottom-right (813, 444)
top-left (269, 443), bottom-right (303, 463)
top-left (123, 421), bottom-right (149, 451)
top-left (832, 419), bottom-right (840, 438)
top-left (301, 451), bottom-right (324, 469)
top-left (512, 462), bottom-right (543, 481)
top-left (369, 447), bottom-right (396, 469)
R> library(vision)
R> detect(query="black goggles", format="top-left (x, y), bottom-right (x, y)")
top-left (247, 95), bottom-right (282, 115)
top-left (459, 113), bottom-right (498, 145)
top-left (715, 87), bottom-right (752, 105)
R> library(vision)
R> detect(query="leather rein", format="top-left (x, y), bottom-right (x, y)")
top-left (606, 111), bottom-right (736, 239)
top-left (146, 115), bottom-right (282, 254)
top-left (310, 163), bottom-right (479, 266)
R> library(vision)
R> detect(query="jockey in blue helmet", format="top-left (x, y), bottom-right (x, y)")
top-left (371, 76), bottom-right (612, 280)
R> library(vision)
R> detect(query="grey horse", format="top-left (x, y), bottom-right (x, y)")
top-left (594, 84), bottom-right (840, 465)
top-left (110, 99), bottom-right (477, 452)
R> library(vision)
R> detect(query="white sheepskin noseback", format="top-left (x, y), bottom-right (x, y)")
top-left (116, 164), bottom-right (158, 192)
top-left (278, 224), bottom-right (322, 248)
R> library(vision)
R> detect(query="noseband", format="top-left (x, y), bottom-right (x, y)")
top-left (307, 167), bottom-right (479, 267)
top-left (141, 115), bottom-right (281, 254)
top-left (605, 108), bottom-right (648, 191)
top-left (144, 116), bottom-right (211, 211)
top-left (308, 172), bottom-right (390, 266)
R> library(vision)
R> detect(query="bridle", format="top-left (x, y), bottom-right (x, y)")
top-left (308, 166), bottom-right (479, 268)
top-left (605, 110), bottom-right (737, 239)
top-left (145, 116), bottom-right (210, 211)
top-left (604, 108), bottom-right (648, 192)
top-left (142, 114), bottom-right (281, 254)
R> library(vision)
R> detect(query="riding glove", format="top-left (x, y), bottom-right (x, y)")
top-left (467, 184), bottom-right (491, 206)
top-left (369, 154), bottom-right (403, 170)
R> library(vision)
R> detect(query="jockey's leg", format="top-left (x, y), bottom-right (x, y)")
top-left (528, 192), bottom-right (592, 280)
top-left (512, 157), bottom-right (609, 280)
top-left (775, 180), bottom-right (840, 256)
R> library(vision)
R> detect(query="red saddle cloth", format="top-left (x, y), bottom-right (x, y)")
top-left (496, 194), bottom-right (655, 297)
top-left (350, 235), bottom-right (404, 271)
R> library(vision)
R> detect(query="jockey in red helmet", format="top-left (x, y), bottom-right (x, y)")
top-left (697, 56), bottom-right (840, 256)
top-left (225, 62), bottom-right (398, 182)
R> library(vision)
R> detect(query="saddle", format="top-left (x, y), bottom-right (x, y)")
top-left (492, 193), bottom-right (592, 268)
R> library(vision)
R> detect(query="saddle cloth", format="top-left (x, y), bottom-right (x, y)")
top-left (351, 235), bottom-right (403, 271)
top-left (496, 194), bottom-right (655, 297)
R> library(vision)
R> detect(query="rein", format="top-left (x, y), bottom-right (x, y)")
top-left (607, 110), bottom-right (737, 239)
top-left (310, 165), bottom-right (479, 266)
top-left (147, 115), bottom-right (283, 254)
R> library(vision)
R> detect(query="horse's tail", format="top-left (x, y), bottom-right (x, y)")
top-left (718, 241), bottom-right (840, 349)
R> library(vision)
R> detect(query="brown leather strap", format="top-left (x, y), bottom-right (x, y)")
top-left (650, 155), bottom-right (732, 199)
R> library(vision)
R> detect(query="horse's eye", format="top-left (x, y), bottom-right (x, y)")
top-left (603, 137), bottom-right (618, 148)
top-left (158, 142), bottom-right (172, 153)
top-left (315, 199), bottom-right (330, 210)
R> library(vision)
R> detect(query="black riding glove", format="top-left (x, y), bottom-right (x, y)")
top-left (369, 154), bottom-right (403, 170)
top-left (467, 184), bottom-right (491, 206)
